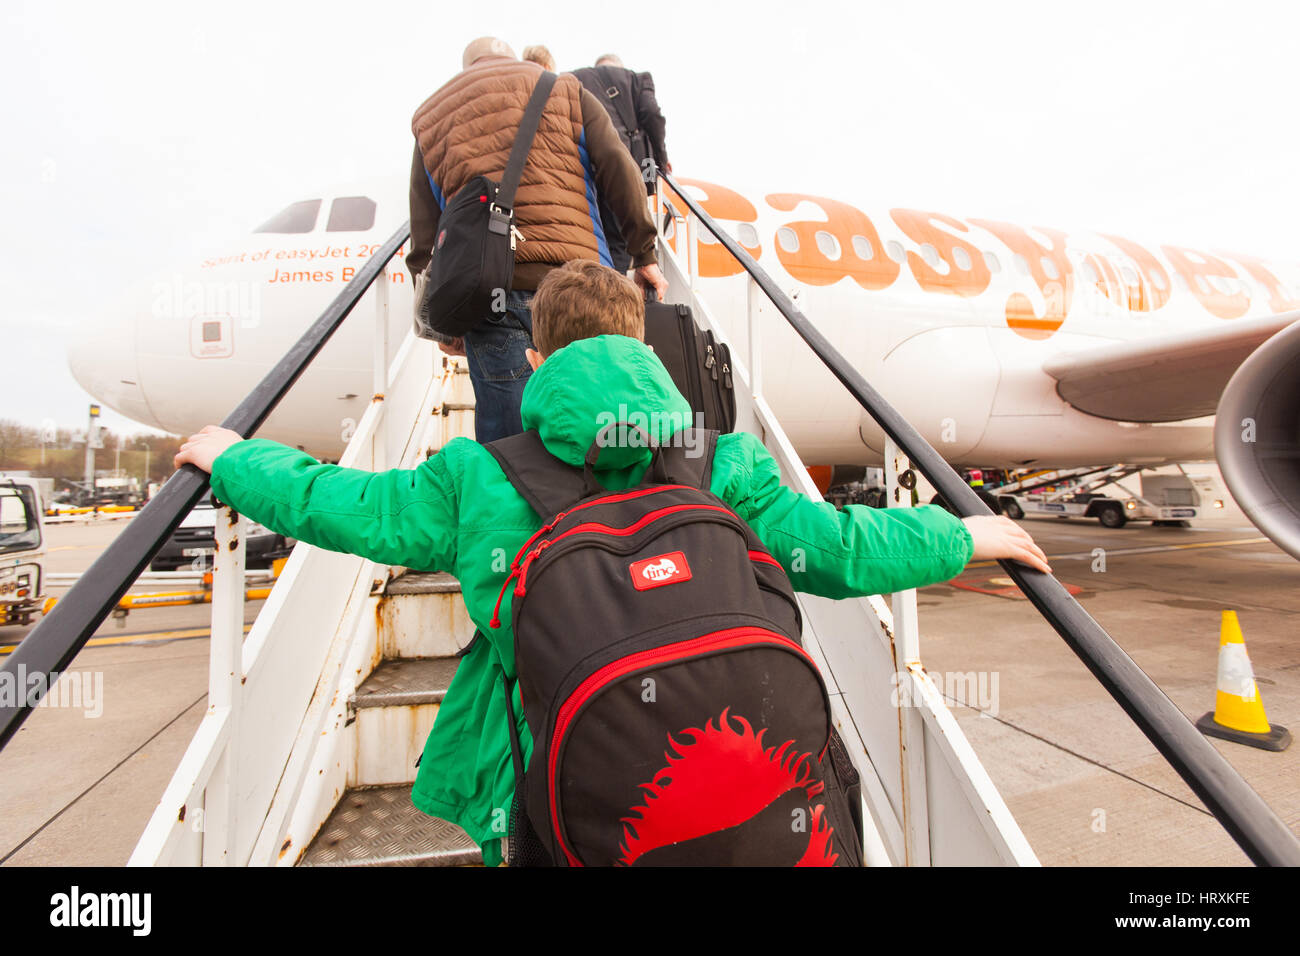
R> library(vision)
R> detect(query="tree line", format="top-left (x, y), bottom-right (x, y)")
top-left (0, 418), bottom-right (184, 488)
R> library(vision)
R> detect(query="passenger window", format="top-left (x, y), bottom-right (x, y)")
top-left (1012, 254), bottom-right (1030, 276)
top-left (851, 235), bottom-right (874, 260)
top-left (1173, 273), bottom-right (1189, 292)
top-left (920, 243), bottom-right (941, 269)
top-left (735, 223), bottom-right (759, 247)
top-left (325, 196), bottom-right (377, 232)
top-left (983, 251), bottom-right (1001, 273)
top-left (1041, 257), bottom-right (1059, 280)
top-left (885, 240), bottom-right (904, 263)
top-left (1080, 260), bottom-right (1098, 284)
top-left (815, 230), bottom-right (840, 259)
top-left (776, 227), bottom-right (799, 252)
top-left (1150, 269), bottom-right (1168, 291)
top-left (952, 247), bottom-right (971, 271)
top-left (254, 199), bottom-right (322, 234)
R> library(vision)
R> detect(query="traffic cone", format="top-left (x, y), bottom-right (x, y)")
top-left (1195, 611), bottom-right (1291, 752)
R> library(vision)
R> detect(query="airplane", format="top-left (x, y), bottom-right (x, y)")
top-left (66, 173), bottom-right (1300, 559)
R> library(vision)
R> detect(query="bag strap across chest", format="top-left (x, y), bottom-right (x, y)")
top-left (486, 425), bottom-right (719, 521)
top-left (493, 70), bottom-right (557, 226)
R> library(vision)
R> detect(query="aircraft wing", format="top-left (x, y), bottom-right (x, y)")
top-left (1042, 311), bottom-right (1300, 422)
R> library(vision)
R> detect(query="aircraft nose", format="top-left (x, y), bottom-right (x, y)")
top-left (66, 313), bottom-right (158, 427)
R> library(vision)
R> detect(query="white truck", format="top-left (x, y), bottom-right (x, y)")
top-left (996, 468), bottom-right (1214, 528)
top-left (0, 476), bottom-right (46, 627)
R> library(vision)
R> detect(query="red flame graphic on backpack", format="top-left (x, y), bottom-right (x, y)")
top-left (616, 708), bottom-right (836, 866)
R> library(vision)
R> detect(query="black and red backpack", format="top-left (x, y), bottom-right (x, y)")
top-left (486, 423), bottom-right (862, 867)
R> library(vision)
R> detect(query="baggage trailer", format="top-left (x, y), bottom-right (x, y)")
top-left (996, 467), bottom-right (1207, 528)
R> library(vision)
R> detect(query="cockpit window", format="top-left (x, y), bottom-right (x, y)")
top-left (254, 199), bottom-right (322, 234)
top-left (326, 196), bottom-right (377, 232)
top-left (0, 486), bottom-right (39, 555)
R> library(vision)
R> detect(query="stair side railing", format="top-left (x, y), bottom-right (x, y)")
top-left (654, 170), bottom-right (1300, 866)
top-left (0, 223), bottom-right (415, 864)
top-left (129, 271), bottom-right (452, 867)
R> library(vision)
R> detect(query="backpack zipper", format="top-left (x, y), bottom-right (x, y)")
top-left (489, 485), bottom-right (697, 628)
top-left (509, 503), bottom-right (739, 603)
top-left (545, 625), bottom-right (820, 867)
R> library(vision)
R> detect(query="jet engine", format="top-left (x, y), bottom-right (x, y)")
top-left (1215, 318), bottom-right (1300, 561)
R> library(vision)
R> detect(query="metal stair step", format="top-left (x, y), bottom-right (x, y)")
top-left (298, 785), bottom-right (481, 867)
top-left (380, 572), bottom-right (474, 662)
top-left (351, 657), bottom-right (460, 709)
top-left (386, 570), bottom-right (461, 596)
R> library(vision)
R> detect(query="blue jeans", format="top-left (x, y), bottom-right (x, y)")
top-left (463, 290), bottom-right (534, 444)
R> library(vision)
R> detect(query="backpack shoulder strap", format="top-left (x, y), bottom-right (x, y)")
top-left (486, 427), bottom-right (720, 521)
top-left (594, 65), bottom-right (639, 138)
top-left (484, 429), bottom-right (588, 521)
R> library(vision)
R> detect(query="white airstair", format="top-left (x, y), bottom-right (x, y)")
top-left (124, 199), bottom-right (1039, 868)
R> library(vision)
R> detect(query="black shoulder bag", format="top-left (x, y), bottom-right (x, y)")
top-left (414, 71), bottom-right (556, 340)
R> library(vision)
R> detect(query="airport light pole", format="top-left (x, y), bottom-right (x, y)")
top-left (138, 441), bottom-right (151, 500)
top-left (83, 403), bottom-right (100, 493)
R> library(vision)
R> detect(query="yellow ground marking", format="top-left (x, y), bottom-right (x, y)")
top-left (0, 623), bottom-right (252, 655)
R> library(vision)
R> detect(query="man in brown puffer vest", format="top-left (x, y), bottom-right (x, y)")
top-left (407, 37), bottom-right (667, 443)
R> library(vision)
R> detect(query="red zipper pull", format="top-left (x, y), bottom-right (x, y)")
top-left (490, 567), bottom-right (522, 629)
top-left (509, 510), bottom-right (567, 570)
top-left (515, 540), bottom-right (551, 597)
top-left (492, 513), bottom-right (569, 628)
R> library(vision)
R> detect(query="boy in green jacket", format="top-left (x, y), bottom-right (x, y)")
top-left (176, 260), bottom-right (1050, 866)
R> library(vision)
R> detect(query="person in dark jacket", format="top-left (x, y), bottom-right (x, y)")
top-left (572, 55), bottom-right (671, 274)
top-left (407, 38), bottom-right (667, 443)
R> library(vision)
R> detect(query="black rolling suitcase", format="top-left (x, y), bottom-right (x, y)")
top-left (643, 299), bottom-right (737, 433)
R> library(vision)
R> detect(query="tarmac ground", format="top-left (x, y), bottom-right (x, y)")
top-left (1, 475), bottom-right (1296, 867)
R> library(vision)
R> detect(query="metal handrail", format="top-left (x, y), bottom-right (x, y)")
top-left (0, 222), bottom-right (411, 751)
top-left (657, 169), bottom-right (1300, 866)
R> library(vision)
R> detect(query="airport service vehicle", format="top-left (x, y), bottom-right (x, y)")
top-left (150, 489), bottom-right (293, 572)
top-left (0, 477), bottom-right (45, 627)
top-left (996, 467), bottom-right (1214, 528)
top-left (92, 473), bottom-right (142, 508)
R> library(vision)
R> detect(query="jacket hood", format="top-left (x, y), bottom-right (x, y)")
top-left (519, 335), bottom-right (693, 470)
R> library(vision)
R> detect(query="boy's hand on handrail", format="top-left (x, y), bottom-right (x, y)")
top-left (962, 515), bottom-right (1052, 574)
top-left (174, 425), bottom-right (244, 475)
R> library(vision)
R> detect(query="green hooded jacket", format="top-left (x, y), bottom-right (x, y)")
top-left (209, 334), bottom-right (974, 866)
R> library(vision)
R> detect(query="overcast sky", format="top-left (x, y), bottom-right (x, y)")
top-left (3, 0), bottom-right (1299, 434)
